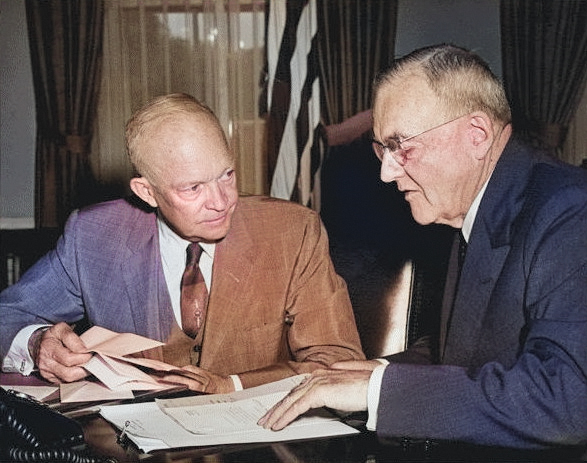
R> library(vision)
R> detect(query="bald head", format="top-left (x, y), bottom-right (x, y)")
top-left (126, 93), bottom-right (232, 182)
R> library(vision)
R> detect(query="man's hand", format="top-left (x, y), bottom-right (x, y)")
top-left (258, 368), bottom-right (371, 431)
top-left (32, 322), bottom-right (92, 383)
top-left (161, 365), bottom-right (234, 393)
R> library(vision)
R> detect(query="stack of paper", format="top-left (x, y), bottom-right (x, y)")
top-left (100, 375), bottom-right (360, 452)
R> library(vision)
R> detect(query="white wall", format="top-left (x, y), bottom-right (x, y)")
top-left (0, 0), bottom-right (36, 229)
top-left (0, 0), bottom-right (501, 228)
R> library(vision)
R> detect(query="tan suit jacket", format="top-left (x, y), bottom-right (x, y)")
top-left (159, 196), bottom-right (365, 387)
top-left (1, 195), bottom-right (364, 389)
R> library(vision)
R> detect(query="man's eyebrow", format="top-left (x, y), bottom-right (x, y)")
top-left (371, 128), bottom-right (405, 144)
top-left (377, 133), bottom-right (404, 145)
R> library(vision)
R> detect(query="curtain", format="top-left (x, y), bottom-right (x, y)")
top-left (94, 0), bottom-right (267, 200)
top-left (26, 0), bottom-right (105, 229)
top-left (501, 0), bottom-right (587, 160)
top-left (317, 0), bottom-right (397, 126)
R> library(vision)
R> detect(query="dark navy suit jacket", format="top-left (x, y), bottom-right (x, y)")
top-left (379, 138), bottom-right (587, 448)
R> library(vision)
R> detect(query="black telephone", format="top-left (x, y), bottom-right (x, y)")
top-left (0, 387), bottom-right (115, 462)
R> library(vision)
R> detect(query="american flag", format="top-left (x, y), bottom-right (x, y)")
top-left (265, 0), bottom-right (323, 209)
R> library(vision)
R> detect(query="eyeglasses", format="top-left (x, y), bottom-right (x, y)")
top-left (372, 114), bottom-right (466, 166)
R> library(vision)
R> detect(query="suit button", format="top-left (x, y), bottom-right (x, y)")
top-left (191, 344), bottom-right (202, 365)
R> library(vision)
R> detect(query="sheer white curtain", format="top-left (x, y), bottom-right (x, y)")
top-left (92, 0), bottom-right (267, 198)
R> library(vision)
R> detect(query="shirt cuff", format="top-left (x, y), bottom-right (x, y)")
top-left (366, 362), bottom-right (388, 431)
top-left (230, 374), bottom-right (243, 391)
top-left (1, 324), bottom-right (49, 375)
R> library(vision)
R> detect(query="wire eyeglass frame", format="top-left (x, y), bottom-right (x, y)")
top-left (372, 114), bottom-right (467, 166)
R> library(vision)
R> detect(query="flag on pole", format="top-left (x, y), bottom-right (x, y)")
top-left (265, 0), bottom-right (324, 209)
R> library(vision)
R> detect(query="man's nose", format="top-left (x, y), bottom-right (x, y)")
top-left (205, 181), bottom-right (229, 209)
top-left (380, 152), bottom-right (405, 183)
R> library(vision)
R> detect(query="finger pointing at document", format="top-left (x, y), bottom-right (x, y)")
top-left (258, 368), bottom-right (371, 431)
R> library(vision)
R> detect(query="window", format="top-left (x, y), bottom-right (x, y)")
top-left (94, 0), bottom-right (267, 197)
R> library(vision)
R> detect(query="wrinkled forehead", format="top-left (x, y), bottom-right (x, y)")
top-left (151, 111), bottom-right (222, 137)
top-left (143, 113), bottom-right (233, 177)
top-left (372, 73), bottom-right (448, 139)
top-left (148, 112), bottom-right (229, 153)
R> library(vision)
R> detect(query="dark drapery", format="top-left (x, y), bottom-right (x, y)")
top-left (26, 0), bottom-right (105, 228)
top-left (501, 0), bottom-right (587, 156)
top-left (317, 0), bottom-right (397, 125)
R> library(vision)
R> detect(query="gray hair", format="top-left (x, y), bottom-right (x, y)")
top-left (374, 44), bottom-right (511, 125)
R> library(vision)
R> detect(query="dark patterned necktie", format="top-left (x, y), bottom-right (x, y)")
top-left (439, 229), bottom-right (468, 359)
top-left (458, 231), bottom-right (467, 274)
top-left (180, 243), bottom-right (209, 338)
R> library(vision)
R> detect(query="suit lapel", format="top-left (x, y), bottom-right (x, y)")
top-left (441, 139), bottom-right (528, 365)
top-left (120, 212), bottom-right (173, 342)
top-left (442, 223), bottom-right (510, 364)
top-left (200, 204), bottom-right (255, 366)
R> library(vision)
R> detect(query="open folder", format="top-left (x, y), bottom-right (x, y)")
top-left (99, 375), bottom-right (360, 452)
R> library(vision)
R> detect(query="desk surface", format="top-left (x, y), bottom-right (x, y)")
top-left (79, 414), bottom-right (587, 463)
top-left (2, 373), bottom-right (586, 463)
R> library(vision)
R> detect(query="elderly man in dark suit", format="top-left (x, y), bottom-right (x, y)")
top-left (260, 44), bottom-right (587, 449)
top-left (0, 93), bottom-right (364, 394)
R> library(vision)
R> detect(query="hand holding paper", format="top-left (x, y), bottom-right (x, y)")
top-left (34, 322), bottom-right (93, 384)
top-left (59, 326), bottom-right (186, 403)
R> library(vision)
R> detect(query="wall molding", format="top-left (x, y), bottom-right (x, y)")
top-left (0, 217), bottom-right (35, 229)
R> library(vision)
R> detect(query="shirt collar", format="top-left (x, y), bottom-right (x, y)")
top-left (461, 178), bottom-right (490, 243)
top-left (157, 214), bottom-right (215, 259)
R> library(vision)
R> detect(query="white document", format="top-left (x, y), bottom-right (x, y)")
top-left (163, 391), bottom-right (291, 434)
top-left (99, 375), bottom-right (359, 452)
top-left (157, 374), bottom-right (307, 407)
top-left (159, 376), bottom-right (338, 435)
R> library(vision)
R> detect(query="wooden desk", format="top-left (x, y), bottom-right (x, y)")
top-left (2, 373), bottom-right (586, 463)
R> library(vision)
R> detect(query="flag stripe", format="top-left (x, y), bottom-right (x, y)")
top-left (268, 0), bottom-right (321, 206)
top-left (265, 0), bottom-right (308, 183)
top-left (297, 77), bottom-right (321, 207)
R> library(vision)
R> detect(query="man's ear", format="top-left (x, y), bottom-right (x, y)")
top-left (468, 112), bottom-right (493, 159)
top-left (130, 177), bottom-right (158, 208)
